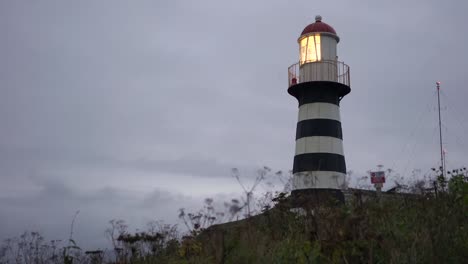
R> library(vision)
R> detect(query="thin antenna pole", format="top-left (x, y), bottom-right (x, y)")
top-left (436, 81), bottom-right (445, 178)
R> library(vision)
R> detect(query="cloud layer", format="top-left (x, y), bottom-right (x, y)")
top-left (1, 0), bottom-right (468, 249)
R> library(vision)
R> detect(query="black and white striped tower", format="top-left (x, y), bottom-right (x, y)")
top-left (287, 15), bottom-right (351, 202)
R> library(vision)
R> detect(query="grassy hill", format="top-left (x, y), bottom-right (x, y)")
top-left (193, 188), bottom-right (467, 263)
top-left (2, 175), bottom-right (467, 264)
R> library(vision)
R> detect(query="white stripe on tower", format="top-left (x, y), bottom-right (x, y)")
top-left (298, 102), bottom-right (341, 122)
top-left (293, 171), bottom-right (347, 189)
top-left (295, 136), bottom-right (344, 156)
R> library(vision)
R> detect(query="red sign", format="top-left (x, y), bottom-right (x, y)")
top-left (370, 171), bottom-right (386, 184)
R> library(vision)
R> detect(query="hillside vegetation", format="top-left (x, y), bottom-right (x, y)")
top-left (1, 173), bottom-right (467, 264)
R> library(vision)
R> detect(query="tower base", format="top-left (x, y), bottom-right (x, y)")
top-left (290, 188), bottom-right (345, 208)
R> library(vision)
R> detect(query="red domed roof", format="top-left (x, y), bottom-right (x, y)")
top-left (300, 15), bottom-right (337, 36)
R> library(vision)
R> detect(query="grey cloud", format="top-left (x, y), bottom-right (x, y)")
top-left (0, 144), bottom-right (238, 181)
top-left (0, 178), bottom-right (200, 250)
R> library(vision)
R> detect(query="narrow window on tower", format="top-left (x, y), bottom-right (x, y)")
top-left (306, 36), bottom-right (317, 62)
top-left (300, 34), bottom-right (322, 64)
top-left (300, 37), bottom-right (308, 65)
top-left (314, 34), bottom-right (321, 61)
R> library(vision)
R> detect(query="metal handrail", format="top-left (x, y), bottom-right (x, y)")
top-left (288, 60), bottom-right (350, 88)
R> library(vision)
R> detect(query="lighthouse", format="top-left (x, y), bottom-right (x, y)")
top-left (287, 15), bottom-right (350, 202)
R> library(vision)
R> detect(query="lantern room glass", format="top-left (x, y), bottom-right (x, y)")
top-left (299, 34), bottom-right (321, 65)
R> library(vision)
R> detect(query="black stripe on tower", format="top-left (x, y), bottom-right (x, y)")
top-left (293, 153), bottom-right (346, 174)
top-left (287, 81), bottom-right (351, 106)
top-left (296, 119), bottom-right (342, 140)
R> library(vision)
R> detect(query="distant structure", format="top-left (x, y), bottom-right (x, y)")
top-left (287, 15), bottom-right (351, 202)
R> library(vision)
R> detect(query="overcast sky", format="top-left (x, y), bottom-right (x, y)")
top-left (1, 0), bottom-right (468, 250)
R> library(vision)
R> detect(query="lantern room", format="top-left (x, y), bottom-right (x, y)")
top-left (288, 15), bottom-right (349, 88)
top-left (298, 15), bottom-right (339, 65)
